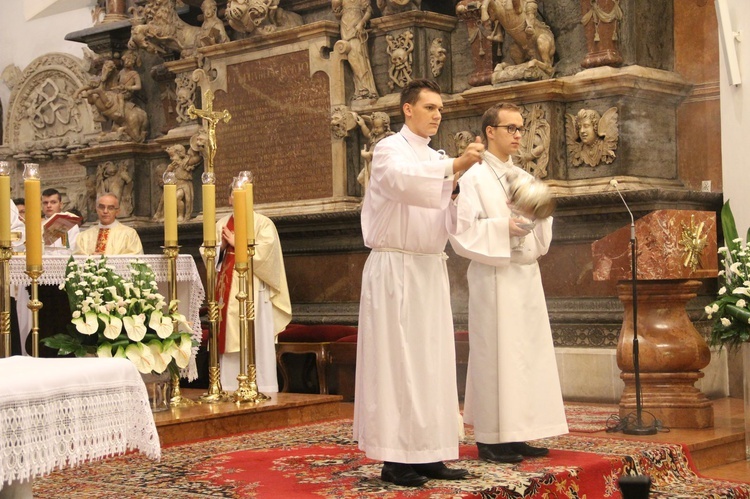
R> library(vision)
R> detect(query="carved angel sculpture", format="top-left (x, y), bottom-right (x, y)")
top-left (355, 112), bottom-right (395, 194)
top-left (566, 107), bottom-right (619, 167)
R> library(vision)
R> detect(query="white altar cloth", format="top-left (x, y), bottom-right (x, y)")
top-left (10, 254), bottom-right (205, 379)
top-left (0, 356), bottom-right (160, 490)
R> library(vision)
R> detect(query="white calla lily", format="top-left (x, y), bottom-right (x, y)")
top-left (147, 340), bottom-right (172, 374)
top-left (123, 314), bottom-right (147, 341)
top-left (125, 342), bottom-right (157, 374)
top-left (101, 315), bottom-right (123, 340)
top-left (165, 335), bottom-right (193, 369)
top-left (72, 311), bottom-right (99, 335)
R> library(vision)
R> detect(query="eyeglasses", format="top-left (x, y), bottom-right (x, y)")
top-left (489, 124), bottom-right (527, 135)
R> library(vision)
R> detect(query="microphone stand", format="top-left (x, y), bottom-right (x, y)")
top-left (613, 183), bottom-right (657, 435)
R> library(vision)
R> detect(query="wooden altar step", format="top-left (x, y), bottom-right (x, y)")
top-left (152, 390), bottom-right (344, 446)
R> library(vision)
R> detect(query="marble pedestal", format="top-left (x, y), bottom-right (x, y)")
top-left (616, 280), bottom-right (713, 428)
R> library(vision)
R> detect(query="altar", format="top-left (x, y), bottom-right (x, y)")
top-left (0, 356), bottom-right (160, 497)
top-left (10, 254), bottom-right (205, 379)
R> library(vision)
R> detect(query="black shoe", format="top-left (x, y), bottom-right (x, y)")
top-left (412, 462), bottom-right (469, 480)
top-left (381, 462), bottom-right (429, 487)
top-left (510, 441), bottom-right (549, 457)
top-left (477, 442), bottom-right (523, 463)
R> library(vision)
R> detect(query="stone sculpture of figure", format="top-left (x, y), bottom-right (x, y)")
top-left (565, 107), bottom-right (619, 168)
top-left (482, 0), bottom-right (556, 81)
top-left (128, 0), bottom-right (202, 56)
top-left (430, 38), bottom-right (448, 77)
top-left (97, 161), bottom-right (134, 217)
top-left (225, 0), bottom-right (303, 35)
top-left (355, 112), bottom-right (394, 194)
top-left (386, 30), bottom-right (414, 90)
top-left (75, 58), bottom-right (149, 142)
top-left (154, 143), bottom-right (203, 222)
top-left (453, 130), bottom-right (476, 157)
top-left (516, 104), bottom-right (550, 178)
top-left (332, 0), bottom-right (378, 101)
top-left (377, 0), bottom-right (421, 16)
top-left (198, 0), bottom-right (230, 48)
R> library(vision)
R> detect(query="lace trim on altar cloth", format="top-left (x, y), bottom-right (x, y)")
top-left (8, 255), bottom-right (206, 380)
top-left (1, 385), bottom-right (160, 487)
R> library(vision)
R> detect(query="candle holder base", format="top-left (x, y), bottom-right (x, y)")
top-left (233, 374), bottom-right (269, 404)
top-left (169, 372), bottom-right (196, 408)
top-left (198, 366), bottom-right (232, 403)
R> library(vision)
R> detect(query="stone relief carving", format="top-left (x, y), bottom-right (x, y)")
top-left (332, 0), bottom-right (378, 101)
top-left (198, 0), bottom-right (230, 48)
top-left (3, 53), bottom-right (96, 160)
top-left (330, 105), bottom-right (357, 140)
top-left (565, 107), bottom-right (619, 168)
top-left (355, 112), bottom-right (395, 194)
top-left (429, 38), bottom-right (447, 78)
top-left (453, 130), bottom-right (476, 157)
top-left (514, 104), bottom-right (550, 178)
top-left (377, 0), bottom-right (422, 16)
top-left (75, 55), bottom-right (149, 142)
top-left (175, 73), bottom-right (198, 124)
top-left (226, 0), bottom-right (303, 35)
top-left (456, 1), bottom-right (502, 87)
top-left (153, 135), bottom-right (204, 222)
top-left (128, 0), bottom-right (202, 57)
top-left (482, 0), bottom-right (556, 83)
top-left (97, 160), bottom-right (134, 217)
top-left (386, 30), bottom-right (414, 91)
top-left (581, 0), bottom-right (624, 68)
top-left (582, 0), bottom-right (623, 44)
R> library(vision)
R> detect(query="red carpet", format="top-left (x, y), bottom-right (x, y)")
top-left (32, 419), bottom-right (750, 498)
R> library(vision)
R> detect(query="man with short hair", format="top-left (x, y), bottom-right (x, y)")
top-left (449, 102), bottom-right (568, 464)
top-left (41, 188), bottom-right (79, 254)
top-left (74, 193), bottom-right (142, 255)
top-left (353, 79), bottom-right (485, 487)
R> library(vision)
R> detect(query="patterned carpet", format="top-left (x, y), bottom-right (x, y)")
top-left (31, 419), bottom-right (750, 498)
top-left (565, 403), bottom-right (621, 433)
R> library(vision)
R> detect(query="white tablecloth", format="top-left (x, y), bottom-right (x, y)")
top-left (0, 356), bottom-right (161, 488)
top-left (10, 254), bottom-right (205, 379)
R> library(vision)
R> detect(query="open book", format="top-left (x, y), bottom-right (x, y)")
top-left (43, 212), bottom-right (82, 246)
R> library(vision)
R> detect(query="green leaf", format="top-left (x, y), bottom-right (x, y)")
top-left (721, 200), bottom-right (740, 254)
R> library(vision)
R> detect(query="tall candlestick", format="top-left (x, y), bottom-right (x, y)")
top-left (164, 183), bottom-right (177, 245)
top-left (233, 187), bottom-right (248, 264)
top-left (203, 182), bottom-right (216, 244)
top-left (245, 182), bottom-right (255, 244)
top-left (0, 163), bottom-right (10, 245)
top-left (23, 165), bottom-right (41, 269)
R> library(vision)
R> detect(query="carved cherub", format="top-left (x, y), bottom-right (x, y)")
top-left (153, 142), bottom-right (203, 222)
top-left (453, 131), bottom-right (476, 157)
top-left (355, 112), bottom-right (395, 194)
top-left (566, 107), bottom-right (619, 168)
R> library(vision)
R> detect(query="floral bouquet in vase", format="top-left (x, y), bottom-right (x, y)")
top-left (42, 256), bottom-right (195, 375)
top-left (705, 201), bottom-right (750, 350)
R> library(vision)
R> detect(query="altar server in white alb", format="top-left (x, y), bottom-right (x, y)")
top-left (449, 102), bottom-right (568, 464)
top-left (353, 79), bottom-right (485, 487)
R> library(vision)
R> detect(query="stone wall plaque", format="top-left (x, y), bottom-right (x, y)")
top-left (212, 51), bottom-right (333, 208)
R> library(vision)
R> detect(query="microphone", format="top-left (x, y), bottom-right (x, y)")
top-left (610, 179), bottom-right (635, 240)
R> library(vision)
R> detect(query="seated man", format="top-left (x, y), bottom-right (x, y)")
top-left (75, 193), bottom-right (143, 255)
top-left (42, 188), bottom-right (79, 254)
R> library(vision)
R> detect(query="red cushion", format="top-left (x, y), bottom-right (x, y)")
top-left (335, 334), bottom-right (358, 343)
top-left (455, 330), bottom-right (469, 341)
top-left (278, 324), bottom-right (358, 343)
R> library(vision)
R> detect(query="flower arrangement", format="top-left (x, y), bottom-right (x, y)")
top-left (42, 256), bottom-right (195, 375)
top-left (705, 201), bottom-right (750, 350)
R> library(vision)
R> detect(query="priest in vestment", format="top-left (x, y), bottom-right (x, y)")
top-left (75, 193), bottom-right (142, 255)
top-left (353, 79), bottom-right (484, 487)
top-left (449, 103), bottom-right (568, 463)
top-left (208, 193), bottom-right (292, 393)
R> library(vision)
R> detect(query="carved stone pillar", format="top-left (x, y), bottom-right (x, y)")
top-left (580, 0), bottom-right (624, 68)
top-left (455, 0), bottom-right (497, 87)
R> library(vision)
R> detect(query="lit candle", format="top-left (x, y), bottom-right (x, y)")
top-left (245, 182), bottom-right (254, 245)
top-left (164, 183), bottom-right (177, 245)
top-left (232, 186), bottom-right (248, 264)
top-left (24, 170), bottom-right (41, 268)
top-left (0, 162), bottom-right (10, 245)
top-left (202, 183), bottom-right (216, 244)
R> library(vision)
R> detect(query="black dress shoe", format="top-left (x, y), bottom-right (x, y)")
top-left (510, 441), bottom-right (549, 457)
top-left (412, 462), bottom-right (469, 480)
top-left (477, 442), bottom-right (523, 463)
top-left (381, 462), bottom-right (429, 487)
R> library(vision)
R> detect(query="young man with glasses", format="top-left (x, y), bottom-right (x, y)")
top-left (354, 79), bottom-right (485, 487)
top-left (75, 193), bottom-right (142, 255)
top-left (450, 102), bottom-right (568, 464)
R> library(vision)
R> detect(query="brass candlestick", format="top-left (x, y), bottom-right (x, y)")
top-left (164, 245), bottom-right (195, 408)
top-left (25, 266), bottom-right (43, 357)
top-left (232, 260), bottom-right (264, 404)
top-left (199, 243), bottom-right (230, 403)
top-left (245, 241), bottom-right (269, 402)
top-left (0, 247), bottom-right (12, 357)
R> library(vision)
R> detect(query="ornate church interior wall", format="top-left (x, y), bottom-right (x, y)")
top-left (0, 0), bottom-right (741, 404)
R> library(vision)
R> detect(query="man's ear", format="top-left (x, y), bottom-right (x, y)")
top-left (403, 103), bottom-right (412, 119)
